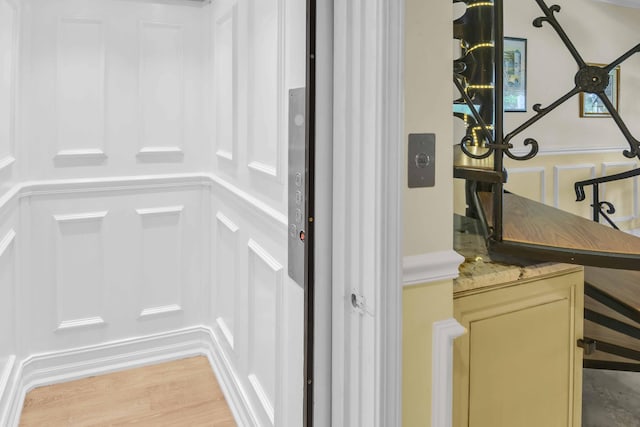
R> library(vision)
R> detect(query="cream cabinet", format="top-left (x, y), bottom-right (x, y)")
top-left (453, 266), bottom-right (584, 427)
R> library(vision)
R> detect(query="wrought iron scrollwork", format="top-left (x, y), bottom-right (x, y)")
top-left (574, 168), bottom-right (640, 230)
top-left (454, 0), bottom-right (640, 164)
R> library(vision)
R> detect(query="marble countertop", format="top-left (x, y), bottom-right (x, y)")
top-left (453, 215), bottom-right (581, 295)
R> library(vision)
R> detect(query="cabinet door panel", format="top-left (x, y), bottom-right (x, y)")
top-left (453, 270), bottom-right (583, 427)
top-left (469, 298), bottom-right (571, 427)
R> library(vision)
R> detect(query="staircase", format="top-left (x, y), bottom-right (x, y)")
top-left (583, 266), bottom-right (640, 371)
top-left (470, 185), bottom-right (640, 372)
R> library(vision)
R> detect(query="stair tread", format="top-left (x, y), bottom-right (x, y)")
top-left (583, 348), bottom-right (639, 365)
top-left (479, 192), bottom-right (640, 256)
top-left (585, 266), bottom-right (640, 313)
top-left (585, 294), bottom-right (640, 327)
top-left (584, 319), bottom-right (640, 357)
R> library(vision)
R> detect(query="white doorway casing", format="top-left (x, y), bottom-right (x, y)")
top-left (331, 0), bottom-right (404, 426)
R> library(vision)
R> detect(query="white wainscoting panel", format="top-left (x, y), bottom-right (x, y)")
top-left (247, 0), bottom-right (283, 179)
top-left (0, 0), bottom-right (18, 173)
top-left (25, 0), bottom-right (206, 178)
top-left (554, 164), bottom-right (596, 218)
top-left (247, 238), bottom-right (282, 426)
top-left (601, 161), bottom-right (638, 225)
top-left (214, 211), bottom-right (239, 349)
top-left (213, 5), bottom-right (237, 163)
top-left (138, 22), bottom-right (185, 160)
top-left (56, 18), bottom-right (106, 162)
top-left (0, 230), bottom-right (16, 356)
top-left (53, 212), bottom-right (107, 332)
top-left (136, 205), bottom-right (184, 319)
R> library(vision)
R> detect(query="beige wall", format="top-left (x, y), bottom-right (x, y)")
top-left (403, 0), bottom-right (456, 425)
top-left (404, 0), bottom-right (455, 257)
top-left (403, 280), bottom-right (453, 427)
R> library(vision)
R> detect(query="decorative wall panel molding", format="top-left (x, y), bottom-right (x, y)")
top-left (53, 211), bottom-right (108, 332)
top-left (505, 167), bottom-right (546, 203)
top-left (56, 317), bottom-right (105, 332)
top-left (0, 229), bottom-right (16, 361)
top-left (139, 21), bottom-right (185, 158)
top-left (0, 157), bottom-right (15, 173)
top-left (214, 211), bottom-right (239, 349)
top-left (553, 164), bottom-right (596, 216)
top-left (56, 18), bottom-right (106, 162)
top-left (136, 205), bottom-right (184, 319)
top-left (247, 238), bottom-right (282, 425)
top-left (247, 0), bottom-right (284, 180)
top-left (503, 150), bottom-right (640, 230)
top-left (0, 0), bottom-right (18, 168)
top-left (432, 318), bottom-right (466, 427)
top-left (0, 355), bottom-right (17, 427)
top-left (213, 5), bottom-right (238, 163)
top-left (139, 304), bottom-right (183, 319)
top-left (0, 174), bottom-right (285, 226)
top-left (0, 229), bottom-right (16, 258)
top-left (601, 161), bottom-right (638, 223)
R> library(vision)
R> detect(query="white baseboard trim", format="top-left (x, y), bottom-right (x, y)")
top-left (431, 318), bottom-right (466, 427)
top-left (0, 326), bottom-right (258, 427)
top-left (403, 250), bottom-right (465, 287)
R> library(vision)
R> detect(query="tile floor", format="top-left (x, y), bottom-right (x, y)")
top-left (582, 369), bottom-right (640, 427)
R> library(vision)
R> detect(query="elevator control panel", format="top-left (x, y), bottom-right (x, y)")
top-left (288, 88), bottom-right (306, 286)
top-left (408, 133), bottom-right (436, 188)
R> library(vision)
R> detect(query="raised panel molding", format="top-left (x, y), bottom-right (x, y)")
top-left (0, 0), bottom-right (18, 166)
top-left (554, 164), bottom-right (596, 217)
top-left (139, 304), bottom-right (183, 319)
top-left (247, 238), bottom-right (282, 425)
top-left (56, 18), bottom-right (106, 163)
top-left (139, 21), bottom-right (185, 160)
top-left (0, 229), bottom-right (15, 258)
top-left (137, 205), bottom-right (184, 318)
top-left (0, 229), bottom-right (16, 355)
top-left (505, 167), bottom-right (546, 203)
top-left (213, 5), bottom-right (238, 163)
top-left (214, 211), bottom-right (239, 349)
top-left (247, 0), bottom-right (284, 180)
top-left (601, 161), bottom-right (638, 223)
top-left (53, 211), bottom-right (108, 331)
top-left (0, 157), bottom-right (15, 173)
top-left (56, 317), bottom-right (105, 331)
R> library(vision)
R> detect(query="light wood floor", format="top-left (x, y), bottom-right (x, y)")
top-left (19, 356), bottom-right (237, 426)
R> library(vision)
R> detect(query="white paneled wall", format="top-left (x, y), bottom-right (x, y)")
top-left (22, 184), bottom-right (204, 355)
top-left (0, 0), bottom-right (305, 425)
top-left (24, 0), bottom-right (206, 178)
top-left (207, 0), bottom-right (305, 425)
top-left (0, 0), bottom-right (19, 192)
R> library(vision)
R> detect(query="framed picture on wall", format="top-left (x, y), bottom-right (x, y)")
top-left (580, 64), bottom-right (620, 118)
top-left (504, 37), bottom-right (527, 112)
